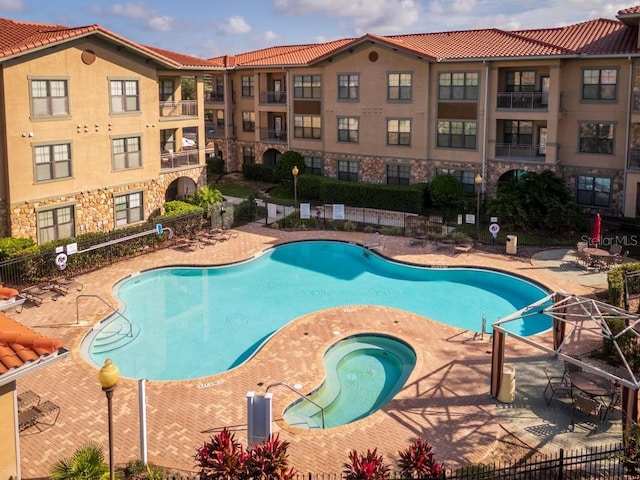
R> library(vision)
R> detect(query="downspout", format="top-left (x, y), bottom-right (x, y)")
top-left (482, 61), bottom-right (489, 193)
top-left (285, 67), bottom-right (291, 149)
top-left (623, 56), bottom-right (633, 215)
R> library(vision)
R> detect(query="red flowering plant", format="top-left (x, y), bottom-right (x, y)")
top-left (194, 427), bottom-right (249, 480)
top-left (343, 448), bottom-right (390, 480)
top-left (246, 434), bottom-right (297, 480)
top-left (397, 438), bottom-right (444, 479)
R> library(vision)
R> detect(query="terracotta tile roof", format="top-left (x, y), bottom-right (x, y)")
top-left (0, 313), bottom-right (68, 384)
top-left (0, 17), bottom-right (218, 69)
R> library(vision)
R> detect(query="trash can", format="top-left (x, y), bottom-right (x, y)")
top-left (506, 235), bottom-right (518, 255)
top-left (497, 365), bottom-right (516, 403)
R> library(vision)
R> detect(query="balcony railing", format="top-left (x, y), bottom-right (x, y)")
top-left (259, 91), bottom-right (287, 104)
top-left (159, 100), bottom-right (198, 118)
top-left (629, 149), bottom-right (640, 169)
top-left (260, 128), bottom-right (287, 142)
top-left (204, 92), bottom-right (224, 102)
top-left (496, 92), bottom-right (547, 109)
top-left (495, 143), bottom-right (545, 161)
top-left (160, 149), bottom-right (199, 169)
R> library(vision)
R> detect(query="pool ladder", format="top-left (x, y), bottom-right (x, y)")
top-left (266, 382), bottom-right (326, 429)
top-left (76, 294), bottom-right (135, 338)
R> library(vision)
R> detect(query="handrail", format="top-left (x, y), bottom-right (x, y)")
top-left (266, 382), bottom-right (325, 429)
top-left (76, 294), bottom-right (134, 337)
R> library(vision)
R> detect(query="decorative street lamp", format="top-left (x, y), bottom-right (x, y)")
top-left (475, 174), bottom-right (483, 239)
top-left (292, 165), bottom-right (299, 212)
top-left (98, 358), bottom-right (120, 480)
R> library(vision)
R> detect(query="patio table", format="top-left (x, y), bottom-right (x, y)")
top-left (569, 371), bottom-right (618, 419)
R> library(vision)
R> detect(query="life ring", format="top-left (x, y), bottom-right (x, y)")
top-left (55, 253), bottom-right (68, 270)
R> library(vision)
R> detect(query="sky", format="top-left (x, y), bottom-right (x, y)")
top-left (0, 0), bottom-right (634, 59)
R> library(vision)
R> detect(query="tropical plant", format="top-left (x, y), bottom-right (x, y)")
top-left (397, 438), bottom-right (444, 479)
top-left (246, 434), bottom-right (297, 480)
top-left (187, 185), bottom-right (224, 217)
top-left (49, 443), bottom-right (109, 480)
top-left (343, 448), bottom-right (390, 480)
top-left (195, 427), bottom-right (248, 480)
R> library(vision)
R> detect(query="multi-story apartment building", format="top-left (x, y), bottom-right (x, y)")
top-left (0, 18), bottom-right (221, 241)
top-left (206, 5), bottom-right (640, 219)
top-left (4, 7), bottom-right (640, 244)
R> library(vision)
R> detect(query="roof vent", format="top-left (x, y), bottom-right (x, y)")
top-left (369, 51), bottom-right (379, 62)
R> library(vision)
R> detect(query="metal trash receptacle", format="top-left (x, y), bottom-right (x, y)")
top-left (497, 365), bottom-right (516, 403)
top-left (506, 235), bottom-right (518, 255)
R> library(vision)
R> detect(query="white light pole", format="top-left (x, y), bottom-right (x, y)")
top-left (475, 174), bottom-right (483, 240)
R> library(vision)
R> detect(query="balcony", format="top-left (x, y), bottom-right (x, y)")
top-left (205, 92), bottom-right (224, 103)
top-left (259, 91), bottom-right (287, 104)
top-left (497, 92), bottom-right (547, 110)
top-left (260, 128), bottom-right (287, 142)
top-left (160, 149), bottom-right (199, 169)
top-left (629, 149), bottom-right (640, 169)
top-left (495, 143), bottom-right (546, 162)
top-left (159, 100), bottom-right (198, 119)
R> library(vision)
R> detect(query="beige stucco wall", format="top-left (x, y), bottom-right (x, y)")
top-left (0, 381), bottom-right (18, 480)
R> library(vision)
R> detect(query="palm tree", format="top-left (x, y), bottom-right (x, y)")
top-left (50, 443), bottom-right (109, 480)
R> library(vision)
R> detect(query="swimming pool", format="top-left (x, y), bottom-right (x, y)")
top-left (283, 334), bottom-right (416, 429)
top-left (81, 240), bottom-right (551, 381)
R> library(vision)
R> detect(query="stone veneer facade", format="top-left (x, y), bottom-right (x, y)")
top-left (4, 167), bottom-right (205, 241)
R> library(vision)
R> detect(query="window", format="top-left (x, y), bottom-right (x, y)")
top-left (34, 143), bottom-right (71, 181)
top-left (387, 119), bottom-right (411, 146)
top-left (438, 72), bottom-right (478, 100)
top-left (435, 168), bottom-right (476, 194)
top-left (159, 79), bottom-right (174, 101)
top-left (243, 146), bottom-right (255, 165)
top-left (31, 79), bottom-right (69, 116)
top-left (338, 74), bottom-right (359, 100)
top-left (437, 121), bottom-right (477, 149)
top-left (110, 80), bottom-right (139, 113)
top-left (242, 111), bottom-right (255, 132)
top-left (113, 136), bottom-right (141, 170)
top-left (293, 115), bottom-right (321, 139)
top-left (216, 110), bottom-right (224, 126)
top-left (304, 156), bottom-right (323, 174)
top-left (387, 73), bottom-right (412, 100)
top-left (241, 76), bottom-right (254, 97)
top-left (338, 116), bottom-right (359, 142)
top-left (115, 191), bottom-right (143, 227)
top-left (577, 176), bottom-right (611, 207)
top-left (338, 160), bottom-right (358, 182)
top-left (215, 76), bottom-right (224, 99)
top-left (293, 75), bottom-right (321, 99)
top-left (38, 206), bottom-right (74, 243)
top-left (504, 121), bottom-right (533, 145)
top-left (583, 69), bottom-right (617, 100)
top-left (161, 129), bottom-right (176, 153)
top-left (386, 164), bottom-right (410, 185)
top-left (506, 71), bottom-right (535, 92)
top-left (579, 122), bottom-right (614, 154)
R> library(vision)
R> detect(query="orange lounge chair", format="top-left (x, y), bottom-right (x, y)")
top-left (0, 285), bottom-right (19, 300)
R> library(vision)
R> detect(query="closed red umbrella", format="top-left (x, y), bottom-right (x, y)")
top-left (591, 213), bottom-right (601, 246)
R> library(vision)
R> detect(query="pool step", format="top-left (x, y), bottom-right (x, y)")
top-left (91, 317), bottom-right (140, 354)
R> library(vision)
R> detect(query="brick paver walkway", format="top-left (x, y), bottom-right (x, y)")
top-left (12, 226), bottom-right (620, 477)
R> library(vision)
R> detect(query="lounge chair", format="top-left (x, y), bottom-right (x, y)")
top-left (18, 400), bottom-right (60, 433)
top-left (0, 294), bottom-right (27, 313)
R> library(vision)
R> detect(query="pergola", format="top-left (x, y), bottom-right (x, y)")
top-left (490, 291), bottom-right (640, 439)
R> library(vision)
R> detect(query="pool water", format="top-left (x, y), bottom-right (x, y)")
top-left (81, 240), bottom-right (551, 381)
top-left (283, 334), bottom-right (416, 429)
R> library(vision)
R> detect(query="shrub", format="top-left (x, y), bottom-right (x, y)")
top-left (343, 449), bottom-right (390, 480)
top-left (429, 175), bottom-right (464, 213)
top-left (50, 442), bottom-right (108, 480)
top-left (397, 438), bottom-right (444, 479)
top-left (123, 460), bottom-right (166, 480)
top-left (273, 151), bottom-right (305, 184)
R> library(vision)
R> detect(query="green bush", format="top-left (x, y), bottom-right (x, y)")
top-left (273, 151), bottom-right (305, 183)
top-left (429, 175), bottom-right (464, 213)
top-left (607, 262), bottom-right (640, 307)
top-left (243, 163), bottom-right (276, 183)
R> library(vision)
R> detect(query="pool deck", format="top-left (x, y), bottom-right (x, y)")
top-left (13, 226), bottom-right (621, 477)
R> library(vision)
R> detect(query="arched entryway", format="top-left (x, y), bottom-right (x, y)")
top-left (262, 148), bottom-right (281, 167)
top-left (496, 169), bottom-right (528, 192)
top-left (165, 176), bottom-right (197, 202)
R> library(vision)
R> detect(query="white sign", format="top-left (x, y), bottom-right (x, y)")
top-left (465, 214), bottom-right (475, 224)
top-left (300, 203), bottom-right (311, 219)
top-left (66, 242), bottom-right (78, 255)
top-left (267, 203), bottom-right (278, 219)
top-left (490, 217), bottom-right (498, 223)
top-left (333, 204), bottom-right (345, 220)
top-left (489, 223), bottom-right (500, 238)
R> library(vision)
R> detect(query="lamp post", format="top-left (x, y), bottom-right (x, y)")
top-left (292, 165), bottom-right (299, 212)
top-left (474, 174), bottom-right (483, 240)
top-left (98, 358), bottom-right (120, 480)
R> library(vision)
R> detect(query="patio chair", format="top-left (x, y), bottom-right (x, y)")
top-left (543, 367), bottom-right (572, 406)
top-left (569, 393), bottom-right (603, 432)
top-left (609, 244), bottom-right (622, 256)
top-left (576, 249), bottom-right (592, 267)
